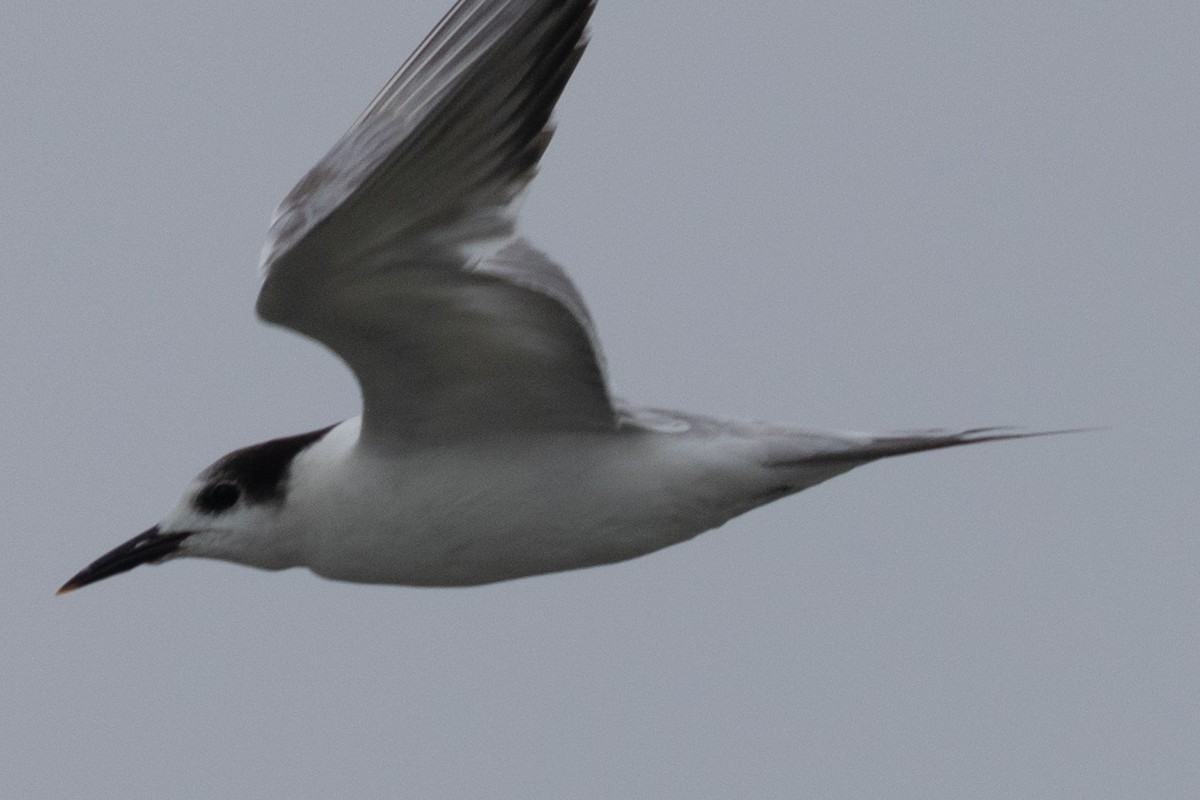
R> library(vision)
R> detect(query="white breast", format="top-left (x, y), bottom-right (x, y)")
top-left (279, 417), bottom-right (776, 586)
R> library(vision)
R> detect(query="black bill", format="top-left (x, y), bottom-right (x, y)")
top-left (58, 526), bottom-right (191, 594)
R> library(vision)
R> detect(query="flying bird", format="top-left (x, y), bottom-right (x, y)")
top-left (60, 0), bottom-right (1058, 594)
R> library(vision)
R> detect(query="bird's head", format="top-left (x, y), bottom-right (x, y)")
top-left (58, 425), bottom-right (336, 594)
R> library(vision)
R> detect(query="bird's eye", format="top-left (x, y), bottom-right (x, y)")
top-left (195, 481), bottom-right (241, 513)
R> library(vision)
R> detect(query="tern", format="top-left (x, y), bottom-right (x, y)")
top-left (60, 0), bottom-right (1061, 594)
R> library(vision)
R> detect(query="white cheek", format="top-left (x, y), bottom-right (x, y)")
top-left (163, 502), bottom-right (297, 571)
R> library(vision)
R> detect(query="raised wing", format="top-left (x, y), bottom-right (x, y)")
top-left (255, 0), bottom-right (614, 445)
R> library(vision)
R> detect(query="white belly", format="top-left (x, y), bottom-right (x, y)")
top-left (282, 419), bottom-right (777, 586)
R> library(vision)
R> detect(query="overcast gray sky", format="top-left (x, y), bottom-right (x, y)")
top-left (3, 1), bottom-right (1197, 797)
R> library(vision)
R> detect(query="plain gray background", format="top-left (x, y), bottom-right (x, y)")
top-left (3, 1), bottom-right (1197, 797)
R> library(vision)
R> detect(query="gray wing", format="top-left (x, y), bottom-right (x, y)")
top-left (255, 0), bottom-right (614, 445)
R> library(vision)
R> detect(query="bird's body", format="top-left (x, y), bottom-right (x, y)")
top-left (60, 0), bottom-right (1062, 595)
top-left (171, 412), bottom-right (844, 585)
top-left (210, 411), bottom-right (897, 586)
